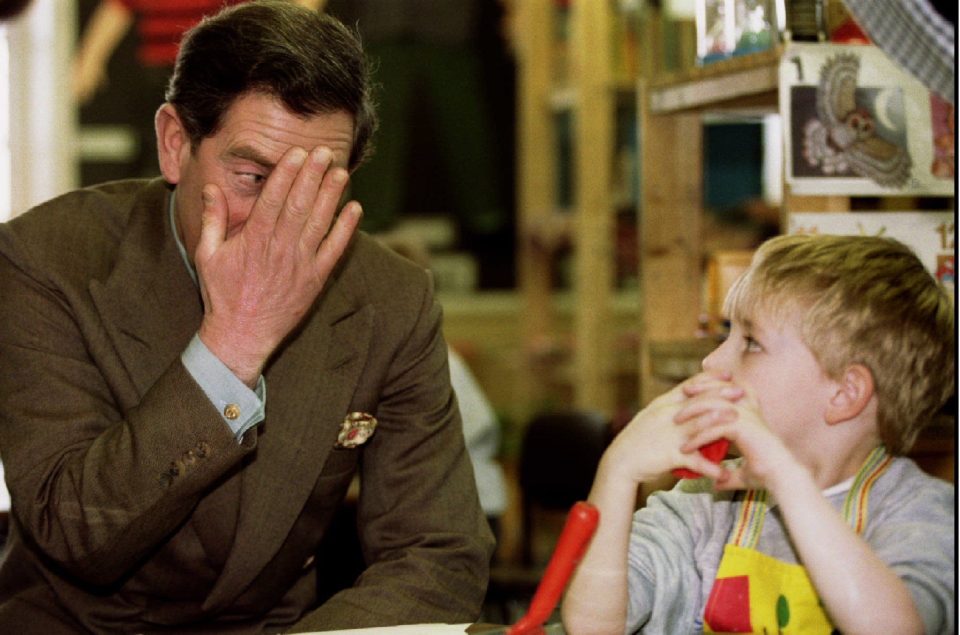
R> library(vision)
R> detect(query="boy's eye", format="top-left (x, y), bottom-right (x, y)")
top-left (743, 336), bottom-right (762, 352)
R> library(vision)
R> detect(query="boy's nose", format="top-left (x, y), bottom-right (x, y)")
top-left (701, 352), bottom-right (717, 373)
top-left (701, 341), bottom-right (726, 374)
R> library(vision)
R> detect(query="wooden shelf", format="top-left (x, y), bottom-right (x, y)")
top-left (638, 47), bottom-right (784, 404)
top-left (550, 82), bottom-right (639, 112)
top-left (648, 47), bottom-right (782, 114)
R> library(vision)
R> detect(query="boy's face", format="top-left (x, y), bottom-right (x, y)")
top-left (701, 304), bottom-right (838, 452)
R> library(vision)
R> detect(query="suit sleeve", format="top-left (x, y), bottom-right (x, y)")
top-left (291, 272), bottom-right (496, 630)
top-left (0, 246), bottom-right (253, 587)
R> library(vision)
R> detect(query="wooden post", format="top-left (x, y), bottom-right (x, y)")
top-left (516, 0), bottom-right (555, 420)
top-left (570, 0), bottom-right (615, 413)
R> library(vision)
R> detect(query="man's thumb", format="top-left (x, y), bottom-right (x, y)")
top-left (196, 184), bottom-right (227, 262)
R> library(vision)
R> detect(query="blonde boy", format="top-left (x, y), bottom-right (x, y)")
top-left (563, 234), bottom-right (955, 634)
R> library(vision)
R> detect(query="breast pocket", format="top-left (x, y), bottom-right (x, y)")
top-left (310, 447), bottom-right (361, 510)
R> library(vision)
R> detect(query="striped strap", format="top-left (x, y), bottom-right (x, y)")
top-left (841, 446), bottom-right (893, 534)
top-left (730, 446), bottom-right (892, 547)
top-left (731, 489), bottom-right (768, 549)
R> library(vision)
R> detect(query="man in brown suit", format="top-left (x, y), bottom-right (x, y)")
top-left (0, 2), bottom-right (494, 632)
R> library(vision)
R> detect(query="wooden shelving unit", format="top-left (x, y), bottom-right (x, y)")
top-left (646, 46), bottom-right (781, 114)
top-left (637, 44), bottom-right (861, 404)
top-left (515, 0), bottom-right (638, 418)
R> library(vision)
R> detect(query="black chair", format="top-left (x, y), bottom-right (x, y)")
top-left (484, 409), bottom-right (611, 623)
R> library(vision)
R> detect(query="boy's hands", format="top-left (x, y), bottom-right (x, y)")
top-left (602, 371), bottom-right (805, 492)
top-left (677, 377), bottom-right (801, 494)
top-left (600, 373), bottom-right (739, 485)
top-left (672, 373), bottom-right (738, 478)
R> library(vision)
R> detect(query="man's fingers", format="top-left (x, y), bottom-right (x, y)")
top-left (301, 165), bottom-right (349, 252)
top-left (248, 146), bottom-right (308, 232)
top-left (313, 200), bottom-right (362, 275)
top-left (276, 146), bottom-right (334, 241)
top-left (196, 184), bottom-right (228, 265)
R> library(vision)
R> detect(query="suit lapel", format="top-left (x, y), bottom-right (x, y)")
top-left (88, 181), bottom-right (203, 410)
top-left (202, 273), bottom-right (374, 613)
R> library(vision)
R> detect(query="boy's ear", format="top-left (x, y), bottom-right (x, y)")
top-left (825, 363), bottom-right (875, 424)
top-left (155, 103), bottom-right (190, 185)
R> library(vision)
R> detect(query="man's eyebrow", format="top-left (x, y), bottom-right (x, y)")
top-left (225, 145), bottom-right (276, 169)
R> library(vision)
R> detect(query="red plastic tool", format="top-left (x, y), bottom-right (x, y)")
top-left (504, 501), bottom-right (600, 635)
top-left (672, 438), bottom-right (730, 479)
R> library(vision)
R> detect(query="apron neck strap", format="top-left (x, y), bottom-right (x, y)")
top-left (841, 445), bottom-right (892, 534)
top-left (731, 446), bottom-right (892, 547)
top-left (731, 489), bottom-right (768, 549)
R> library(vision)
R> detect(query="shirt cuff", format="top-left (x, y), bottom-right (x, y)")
top-left (181, 333), bottom-right (266, 441)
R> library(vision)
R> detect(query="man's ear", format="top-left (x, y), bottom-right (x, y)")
top-left (155, 103), bottom-right (190, 185)
top-left (825, 363), bottom-right (875, 424)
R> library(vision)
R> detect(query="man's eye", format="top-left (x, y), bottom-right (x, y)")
top-left (238, 172), bottom-right (266, 186)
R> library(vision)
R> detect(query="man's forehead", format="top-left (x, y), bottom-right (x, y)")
top-left (224, 144), bottom-right (277, 169)
top-left (214, 113), bottom-right (353, 168)
top-left (214, 98), bottom-right (355, 167)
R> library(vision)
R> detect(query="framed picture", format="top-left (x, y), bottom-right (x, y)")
top-left (780, 43), bottom-right (954, 196)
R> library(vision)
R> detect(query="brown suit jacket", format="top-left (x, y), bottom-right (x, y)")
top-left (0, 179), bottom-right (494, 633)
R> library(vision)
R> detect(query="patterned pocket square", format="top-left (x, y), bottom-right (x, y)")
top-left (335, 412), bottom-right (377, 449)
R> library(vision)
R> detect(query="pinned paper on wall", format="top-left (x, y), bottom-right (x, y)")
top-left (780, 43), bottom-right (955, 196)
top-left (788, 211), bottom-right (955, 295)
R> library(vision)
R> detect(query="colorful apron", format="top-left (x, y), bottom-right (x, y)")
top-left (703, 447), bottom-right (892, 634)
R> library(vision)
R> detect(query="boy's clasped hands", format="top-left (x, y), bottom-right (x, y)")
top-left (606, 370), bottom-right (796, 492)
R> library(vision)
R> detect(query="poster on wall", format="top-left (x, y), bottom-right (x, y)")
top-left (780, 43), bottom-right (955, 196)
top-left (788, 211), bottom-right (955, 296)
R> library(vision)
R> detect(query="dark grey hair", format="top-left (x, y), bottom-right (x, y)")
top-left (166, 0), bottom-right (377, 170)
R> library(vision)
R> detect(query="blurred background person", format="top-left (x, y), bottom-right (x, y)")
top-left (72, 0), bottom-right (322, 179)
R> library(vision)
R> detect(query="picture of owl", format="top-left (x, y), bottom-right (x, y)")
top-left (801, 52), bottom-right (912, 188)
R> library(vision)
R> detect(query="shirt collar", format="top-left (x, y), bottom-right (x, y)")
top-left (764, 475), bottom-right (854, 511)
top-left (168, 190), bottom-right (199, 287)
top-left (821, 475), bottom-right (855, 499)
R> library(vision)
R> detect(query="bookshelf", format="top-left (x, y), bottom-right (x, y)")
top-left (637, 44), bottom-right (865, 404)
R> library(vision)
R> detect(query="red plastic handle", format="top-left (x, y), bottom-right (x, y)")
top-left (672, 438), bottom-right (730, 479)
top-left (506, 501), bottom-right (600, 635)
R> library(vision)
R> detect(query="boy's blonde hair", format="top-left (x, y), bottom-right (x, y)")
top-left (725, 233), bottom-right (955, 454)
